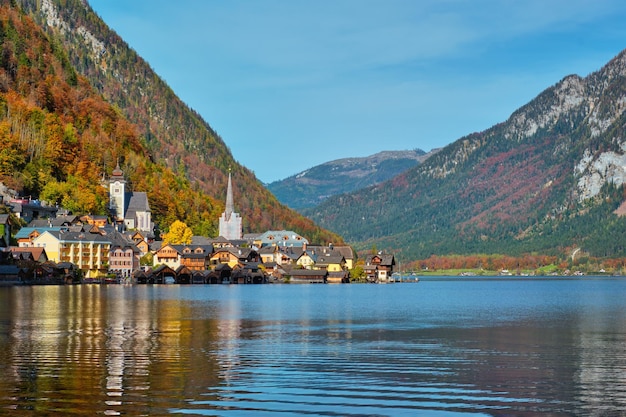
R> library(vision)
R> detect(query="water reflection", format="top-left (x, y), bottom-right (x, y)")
top-left (1, 280), bottom-right (626, 416)
top-left (0, 285), bottom-right (223, 415)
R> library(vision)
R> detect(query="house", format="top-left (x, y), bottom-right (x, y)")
top-left (306, 244), bottom-right (355, 270)
top-left (261, 245), bottom-right (301, 266)
top-left (210, 247), bottom-right (258, 269)
top-left (10, 247), bottom-right (48, 263)
top-left (232, 262), bottom-right (266, 284)
top-left (267, 246), bottom-right (304, 266)
top-left (81, 214), bottom-right (108, 228)
top-left (108, 232), bottom-right (141, 279)
top-left (330, 245), bottom-right (355, 270)
top-left (208, 236), bottom-right (234, 249)
top-left (152, 243), bottom-right (182, 269)
top-left (32, 229), bottom-right (111, 279)
top-left (125, 231), bottom-right (150, 255)
top-left (258, 245), bottom-right (279, 264)
top-left (15, 227), bottom-right (65, 247)
top-left (256, 230), bottom-right (309, 248)
top-left (364, 253), bottom-right (396, 283)
top-left (8, 198), bottom-right (57, 224)
top-left (314, 252), bottom-right (346, 272)
top-left (179, 244), bottom-right (213, 271)
top-left (296, 250), bottom-right (316, 269)
top-left (28, 215), bottom-right (81, 228)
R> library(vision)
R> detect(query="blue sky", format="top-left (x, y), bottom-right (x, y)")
top-left (88, 0), bottom-right (626, 184)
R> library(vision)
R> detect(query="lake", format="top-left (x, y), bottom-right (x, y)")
top-left (1, 278), bottom-right (625, 416)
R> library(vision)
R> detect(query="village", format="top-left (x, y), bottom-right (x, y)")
top-left (0, 165), bottom-right (396, 285)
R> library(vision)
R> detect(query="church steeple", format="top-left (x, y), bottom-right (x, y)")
top-left (218, 170), bottom-right (242, 240)
top-left (225, 170), bottom-right (234, 221)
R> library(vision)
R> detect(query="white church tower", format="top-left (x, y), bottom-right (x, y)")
top-left (218, 171), bottom-right (243, 240)
top-left (109, 161), bottom-right (126, 222)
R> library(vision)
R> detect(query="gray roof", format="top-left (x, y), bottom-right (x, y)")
top-left (125, 191), bottom-right (150, 217)
top-left (172, 244), bottom-right (214, 254)
top-left (40, 230), bottom-right (111, 244)
top-left (191, 236), bottom-right (213, 245)
top-left (314, 254), bottom-right (345, 266)
top-left (365, 254), bottom-right (395, 266)
top-left (29, 214), bottom-right (78, 227)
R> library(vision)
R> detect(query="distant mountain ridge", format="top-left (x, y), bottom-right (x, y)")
top-left (267, 149), bottom-right (436, 209)
top-left (306, 49), bottom-right (626, 261)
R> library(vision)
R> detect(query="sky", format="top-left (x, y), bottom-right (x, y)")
top-left (87, 0), bottom-right (626, 184)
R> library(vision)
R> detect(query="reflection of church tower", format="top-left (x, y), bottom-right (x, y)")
top-left (109, 162), bottom-right (126, 222)
top-left (219, 172), bottom-right (243, 240)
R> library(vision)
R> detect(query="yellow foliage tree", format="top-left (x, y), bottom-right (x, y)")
top-left (162, 220), bottom-right (193, 245)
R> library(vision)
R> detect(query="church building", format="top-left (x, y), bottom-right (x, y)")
top-left (108, 162), bottom-right (153, 234)
top-left (218, 172), bottom-right (243, 240)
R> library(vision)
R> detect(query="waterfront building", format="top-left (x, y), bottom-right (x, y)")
top-left (33, 230), bottom-right (111, 279)
top-left (364, 253), bottom-right (396, 283)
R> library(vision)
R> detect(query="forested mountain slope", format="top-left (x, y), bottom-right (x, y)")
top-left (306, 49), bottom-right (626, 261)
top-left (268, 149), bottom-right (436, 209)
top-left (11, 0), bottom-right (341, 244)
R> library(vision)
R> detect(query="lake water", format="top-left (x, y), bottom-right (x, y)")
top-left (1, 278), bottom-right (625, 416)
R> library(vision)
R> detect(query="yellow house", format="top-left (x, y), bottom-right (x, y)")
top-left (306, 245), bottom-right (354, 270)
top-left (296, 251), bottom-right (315, 269)
top-left (210, 247), bottom-right (259, 269)
top-left (32, 230), bottom-right (61, 261)
top-left (210, 248), bottom-right (242, 269)
top-left (127, 231), bottom-right (150, 255)
top-left (153, 243), bottom-right (182, 269)
top-left (314, 253), bottom-right (346, 272)
top-left (33, 230), bottom-right (111, 278)
top-left (333, 245), bottom-right (354, 270)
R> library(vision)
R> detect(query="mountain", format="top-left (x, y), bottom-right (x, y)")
top-left (8, 0), bottom-right (341, 244)
top-left (305, 49), bottom-right (626, 261)
top-left (267, 149), bottom-right (436, 210)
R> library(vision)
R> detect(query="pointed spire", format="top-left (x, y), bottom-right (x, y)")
top-left (225, 170), bottom-right (234, 221)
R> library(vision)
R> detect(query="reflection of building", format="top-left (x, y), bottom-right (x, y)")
top-left (218, 172), bottom-right (242, 240)
top-left (108, 162), bottom-right (153, 233)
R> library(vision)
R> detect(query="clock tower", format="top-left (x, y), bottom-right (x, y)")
top-left (109, 162), bottom-right (126, 222)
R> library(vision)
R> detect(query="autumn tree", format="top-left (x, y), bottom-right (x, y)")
top-left (162, 220), bottom-right (193, 245)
